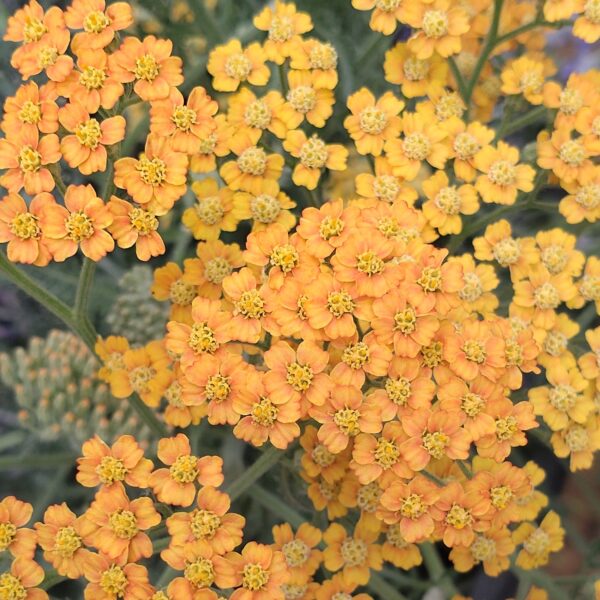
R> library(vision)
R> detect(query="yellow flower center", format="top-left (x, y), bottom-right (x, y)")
top-left (171, 105), bottom-right (197, 131)
top-left (559, 88), bottom-right (583, 115)
top-left (356, 250), bottom-right (385, 275)
top-left (385, 376), bottom-right (411, 406)
top-left (585, 0), bottom-right (600, 23)
top-left (459, 272), bottom-right (483, 302)
top-left (490, 485), bottom-right (513, 510)
top-left (341, 538), bottom-right (368, 566)
top-left (462, 339), bottom-right (486, 364)
top-left (10, 213), bottom-right (40, 240)
top-left (495, 416), bottom-right (518, 441)
top-left (251, 396), bottom-right (278, 426)
top-left (318, 480), bottom-right (339, 500)
top-left (235, 289), bottom-right (265, 319)
top-left (0, 524), bottom-right (16, 552)
top-left (205, 257), bottom-right (232, 284)
top-left (333, 407), bottom-right (361, 437)
top-left (576, 183), bottom-right (600, 209)
top-left (134, 54), bottom-right (160, 82)
top-left (402, 132), bottom-right (431, 161)
top-left (374, 437), bottom-right (400, 468)
top-left (331, 594), bottom-right (352, 600)
top-left (461, 392), bottom-right (485, 417)
top-left (83, 10), bottom-right (110, 33)
top-left (471, 535), bottom-right (497, 562)
top-left (282, 584), bottom-right (308, 600)
top-left (130, 207), bottom-right (159, 235)
top-left (99, 565), bottom-right (128, 597)
top-left (400, 493), bottom-right (427, 519)
top-left (403, 56), bottom-right (429, 81)
top-left (237, 146), bottom-right (267, 175)
top-left (549, 384), bottom-right (577, 412)
top-left (454, 132), bottom-right (481, 159)
top-left (417, 266), bottom-right (442, 292)
top-left (75, 118), bottom-right (102, 149)
top-left (270, 244), bottom-right (299, 273)
top-left (565, 425), bottom-right (589, 452)
top-left (326, 290), bottom-right (355, 317)
top-left (505, 339), bottom-right (522, 366)
top-left (434, 186), bottom-right (461, 215)
top-left (311, 444), bottom-right (336, 467)
top-left (422, 9), bottom-right (449, 38)
top-left (386, 524), bottom-right (409, 548)
top-left (268, 15), bottom-right (294, 41)
top-left (244, 100), bottom-right (272, 130)
top-left (224, 53), bottom-right (252, 80)
top-left (18, 101), bottom-right (41, 124)
top-left (342, 341), bottom-right (370, 369)
top-left (80, 65), bottom-right (107, 89)
top-left (422, 431), bottom-right (449, 459)
top-left (96, 456), bottom-right (128, 485)
top-left (357, 482), bottom-right (382, 512)
top-left (359, 106), bottom-right (388, 135)
top-left (184, 558), bottom-right (215, 588)
top-left (198, 133), bottom-right (217, 154)
top-left (250, 194), bottom-right (281, 223)
top-left (376, 0), bottom-right (402, 10)
top-left (191, 509), bottom-right (221, 539)
top-left (421, 341), bottom-right (443, 367)
top-left (17, 146), bottom-right (41, 173)
top-left (299, 136), bottom-right (328, 169)
top-left (435, 92), bottom-right (465, 120)
top-left (533, 281), bottom-right (560, 310)
top-left (287, 86), bottom-right (317, 113)
top-left (189, 322), bottom-right (219, 354)
top-left (372, 176), bottom-right (400, 203)
top-left (286, 362), bottom-right (313, 391)
top-left (543, 330), bottom-right (568, 357)
top-left (129, 365), bottom-right (155, 394)
top-left (519, 71), bottom-right (544, 95)
top-left (195, 196), bottom-right (224, 225)
top-left (170, 455), bottom-right (199, 484)
top-left (165, 381), bottom-right (183, 407)
top-left (0, 573), bottom-right (26, 600)
top-left (488, 160), bottom-right (516, 186)
top-left (319, 215), bottom-right (344, 239)
top-left (559, 139), bottom-right (586, 166)
top-left (205, 374), bottom-right (231, 403)
top-left (309, 43), bottom-right (338, 70)
top-left (445, 504), bottom-right (473, 529)
top-left (169, 279), bottom-right (196, 305)
top-left (23, 18), bottom-right (47, 43)
top-left (579, 275), bottom-right (600, 301)
top-left (38, 46), bottom-right (59, 68)
top-left (242, 564), bottom-right (269, 591)
top-left (282, 539), bottom-right (310, 567)
top-left (109, 509), bottom-right (138, 539)
top-left (523, 528), bottom-right (550, 557)
top-left (65, 211), bottom-right (94, 242)
top-left (137, 157), bottom-right (167, 186)
top-left (54, 526), bottom-right (83, 558)
top-left (492, 237), bottom-right (520, 266)
top-left (297, 295), bottom-right (308, 320)
top-left (152, 592), bottom-right (169, 600)
top-left (394, 307), bottom-right (417, 334)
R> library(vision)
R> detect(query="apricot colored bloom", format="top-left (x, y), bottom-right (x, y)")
top-left (285, 70), bottom-right (335, 129)
top-left (303, 473), bottom-right (352, 520)
top-left (107, 196), bottom-right (164, 261)
top-left (378, 475), bottom-right (441, 542)
top-left (536, 312), bottom-right (579, 369)
top-left (272, 522), bottom-right (322, 583)
top-left (163, 368), bottom-right (206, 430)
top-left (0, 192), bottom-right (53, 266)
top-left (165, 297), bottom-right (231, 369)
top-left (183, 178), bottom-right (246, 241)
top-left (543, 74), bottom-right (598, 128)
top-left (0, 497), bottom-right (36, 559)
top-left (149, 434), bottom-right (224, 507)
top-left (310, 385), bottom-right (382, 454)
top-left (500, 56), bottom-right (547, 105)
top-left (354, 157), bottom-right (415, 205)
top-left (0, 558), bottom-right (48, 600)
top-left (284, 130), bottom-right (348, 190)
top-left (41, 184), bottom-right (114, 261)
top-left (208, 40), bottom-right (270, 92)
top-left (65, 0), bottom-right (133, 50)
top-left (474, 141), bottom-right (535, 205)
top-left (316, 573), bottom-right (372, 600)
top-left (152, 262), bottom-right (198, 323)
top-left (76, 434), bottom-right (153, 489)
top-left (448, 254), bottom-right (499, 316)
top-left (381, 523), bottom-right (422, 570)
top-left (59, 102), bottom-right (125, 175)
top-left (190, 114), bottom-right (233, 174)
top-left (289, 38), bottom-right (339, 89)
top-left (236, 179), bottom-right (297, 233)
top-left (351, 0), bottom-right (407, 35)
top-left (579, 325), bottom-right (600, 379)
top-left (569, 255), bottom-right (600, 312)
top-left (513, 511), bottom-right (565, 570)
top-left (0, 129), bottom-right (60, 195)
top-left (538, 130), bottom-right (594, 185)
top-left (385, 111), bottom-right (449, 181)
top-left (150, 87), bottom-right (218, 154)
top-left (35, 503), bottom-right (91, 578)
top-left (4, 0), bottom-right (63, 45)
top-left (573, 0), bottom-right (600, 42)
top-left (81, 485), bottom-right (160, 564)
top-left (228, 542), bottom-right (290, 600)
top-left (300, 425), bottom-right (353, 485)
top-left (575, 105), bottom-right (600, 153)
top-left (422, 171), bottom-right (479, 235)
top-left (1, 82), bottom-right (58, 139)
top-left (254, 1), bottom-right (313, 64)
top-left (403, 0), bottom-right (470, 59)
top-left (551, 414), bottom-right (600, 471)
top-left (109, 35), bottom-right (183, 101)
top-left (114, 134), bottom-right (188, 215)
top-left (163, 486), bottom-right (245, 556)
top-left (83, 554), bottom-right (152, 600)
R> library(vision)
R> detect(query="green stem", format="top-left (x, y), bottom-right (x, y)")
top-left (278, 63), bottom-right (289, 96)
top-left (496, 105), bottom-right (548, 139)
top-left (447, 205), bottom-right (514, 253)
top-left (73, 258), bottom-right (96, 319)
top-left (369, 572), bottom-right (410, 600)
top-left (40, 569), bottom-right (67, 591)
top-left (457, 460), bottom-right (473, 479)
top-left (513, 567), bottom-right (570, 600)
top-left (188, 0), bottom-right (224, 45)
top-left (494, 18), bottom-right (573, 46)
top-left (0, 453), bottom-right (76, 470)
top-left (448, 57), bottom-right (468, 101)
top-left (421, 542), bottom-right (460, 596)
top-left (129, 394), bottom-right (169, 438)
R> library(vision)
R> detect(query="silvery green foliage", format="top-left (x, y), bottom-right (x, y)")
top-left (0, 330), bottom-right (153, 448)
top-left (106, 265), bottom-right (169, 346)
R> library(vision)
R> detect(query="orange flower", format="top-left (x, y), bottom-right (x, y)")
top-left (272, 522), bottom-right (322, 583)
top-left (228, 541), bottom-right (290, 600)
top-left (285, 70), bottom-right (335, 129)
top-left (189, 114), bottom-right (233, 174)
top-left (109, 35), bottom-right (183, 101)
top-left (445, 119), bottom-right (495, 182)
top-left (513, 511), bottom-right (564, 570)
top-left (152, 262), bottom-right (198, 323)
top-left (316, 573), bottom-right (372, 600)
top-left (0, 558), bottom-right (48, 600)
top-left (300, 425), bottom-right (353, 485)
top-left (0, 129), bottom-right (60, 195)
top-left (208, 40), bottom-right (270, 92)
top-left (447, 254), bottom-right (499, 317)
top-left (352, 0), bottom-right (407, 34)
top-left (354, 157), bottom-right (416, 205)
top-left (303, 474), bottom-right (353, 521)
top-left (150, 87), bottom-right (218, 154)
top-left (381, 524), bottom-right (422, 570)
top-left (39, 183), bottom-right (114, 261)
top-left (83, 554), bottom-right (152, 600)
top-left (0, 497), bottom-right (36, 559)
top-left (284, 130), bottom-right (348, 190)
top-left (149, 434), bottom-right (224, 507)
top-left (0, 192), bottom-right (53, 265)
top-left (81, 485), bottom-right (160, 564)
top-left (550, 414), bottom-right (600, 471)
top-left (4, 0), bottom-right (63, 45)
top-left (59, 102), bottom-right (125, 175)
top-left (65, 0), bottom-right (133, 50)
top-left (76, 434), bottom-right (153, 489)
top-left (1, 81), bottom-right (58, 139)
top-left (114, 135), bottom-right (188, 215)
top-left (500, 56), bottom-right (547, 105)
top-left (35, 503), bottom-right (92, 578)
top-left (235, 179), bottom-right (297, 232)
top-left (537, 129), bottom-right (594, 184)
top-left (96, 335), bottom-right (130, 383)
top-left (573, 0), bottom-right (600, 43)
